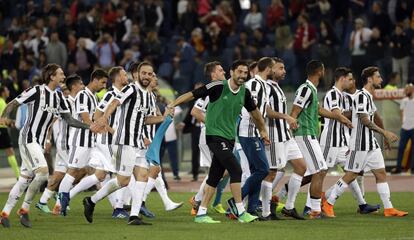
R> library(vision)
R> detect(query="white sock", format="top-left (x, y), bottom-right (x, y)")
top-left (123, 178), bottom-right (134, 205)
top-left (325, 185), bottom-right (335, 200)
top-left (377, 182), bottom-right (393, 209)
top-left (154, 173), bottom-right (174, 208)
top-left (70, 174), bottom-right (99, 199)
top-left (143, 177), bottom-right (156, 202)
top-left (21, 172), bottom-right (48, 210)
top-left (276, 183), bottom-right (288, 200)
top-left (58, 174), bottom-right (75, 193)
top-left (195, 176), bottom-right (207, 202)
top-left (91, 178), bottom-right (121, 204)
top-left (305, 186), bottom-right (311, 208)
top-left (197, 206), bottom-right (207, 216)
top-left (130, 181), bottom-right (147, 217)
top-left (114, 188), bottom-right (126, 209)
top-left (261, 181), bottom-right (273, 217)
top-left (2, 177), bottom-right (30, 215)
top-left (285, 173), bottom-right (302, 210)
top-left (108, 191), bottom-right (117, 209)
top-left (39, 188), bottom-right (55, 204)
top-left (272, 171), bottom-right (285, 190)
top-left (310, 198), bottom-right (321, 212)
top-left (327, 179), bottom-right (348, 205)
top-left (236, 202), bottom-right (245, 215)
top-left (349, 180), bottom-right (366, 205)
top-left (357, 175), bottom-right (365, 196)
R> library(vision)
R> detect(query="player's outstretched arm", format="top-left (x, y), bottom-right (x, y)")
top-left (61, 112), bottom-right (90, 130)
top-left (168, 92), bottom-right (195, 108)
top-left (319, 106), bottom-right (353, 129)
top-left (1, 100), bottom-right (20, 119)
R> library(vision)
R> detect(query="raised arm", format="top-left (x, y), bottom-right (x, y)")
top-left (61, 112), bottom-right (90, 129)
top-left (1, 100), bottom-right (20, 118)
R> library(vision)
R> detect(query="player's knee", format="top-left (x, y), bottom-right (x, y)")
top-left (206, 176), bottom-right (220, 188)
top-left (117, 176), bottom-right (130, 187)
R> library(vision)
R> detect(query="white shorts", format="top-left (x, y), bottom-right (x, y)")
top-left (54, 149), bottom-right (69, 173)
top-left (112, 145), bottom-right (134, 176)
top-left (135, 148), bottom-right (150, 169)
top-left (89, 143), bottom-right (116, 172)
top-left (266, 139), bottom-right (303, 169)
top-left (20, 142), bottom-right (46, 178)
top-left (295, 136), bottom-right (328, 175)
top-left (322, 145), bottom-right (349, 168)
top-left (199, 127), bottom-right (212, 167)
top-left (68, 146), bottom-right (92, 169)
top-left (345, 148), bottom-right (385, 173)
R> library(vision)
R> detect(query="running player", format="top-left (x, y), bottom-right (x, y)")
top-left (323, 66), bottom-right (408, 217)
top-left (0, 64), bottom-right (98, 228)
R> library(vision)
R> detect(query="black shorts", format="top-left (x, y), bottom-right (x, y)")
top-left (0, 128), bottom-right (12, 149)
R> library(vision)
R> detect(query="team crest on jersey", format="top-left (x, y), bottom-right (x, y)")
top-left (134, 106), bottom-right (149, 113)
top-left (41, 105), bottom-right (59, 114)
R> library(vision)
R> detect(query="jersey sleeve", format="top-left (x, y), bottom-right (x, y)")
top-left (293, 85), bottom-right (312, 108)
top-left (326, 90), bottom-right (340, 111)
top-left (57, 91), bottom-right (70, 114)
top-left (355, 93), bottom-right (369, 114)
top-left (76, 92), bottom-right (89, 114)
top-left (192, 81), bottom-right (223, 102)
top-left (244, 89), bottom-right (257, 112)
top-left (193, 98), bottom-right (206, 111)
top-left (115, 85), bottom-right (135, 104)
top-left (15, 86), bottom-right (38, 104)
top-left (97, 92), bottom-right (115, 112)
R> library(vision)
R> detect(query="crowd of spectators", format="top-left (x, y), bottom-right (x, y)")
top-left (1, 0), bottom-right (414, 98)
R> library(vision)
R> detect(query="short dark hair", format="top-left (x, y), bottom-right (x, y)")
top-left (360, 66), bottom-right (379, 86)
top-left (273, 57), bottom-right (284, 64)
top-left (249, 61), bottom-right (257, 71)
top-left (66, 74), bottom-right (82, 91)
top-left (257, 57), bottom-right (274, 72)
top-left (306, 60), bottom-right (323, 76)
top-left (90, 69), bottom-right (108, 81)
top-left (204, 61), bottom-right (221, 80)
top-left (231, 60), bottom-right (249, 71)
top-left (131, 61), bottom-right (153, 75)
top-left (0, 86), bottom-right (8, 95)
top-left (334, 67), bottom-right (352, 81)
top-left (389, 72), bottom-right (399, 80)
top-left (42, 63), bottom-right (61, 84)
top-left (108, 66), bottom-right (124, 81)
top-left (128, 61), bottom-right (140, 74)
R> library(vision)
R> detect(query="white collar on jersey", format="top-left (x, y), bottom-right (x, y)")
top-left (306, 79), bottom-right (317, 92)
top-left (362, 87), bottom-right (373, 98)
top-left (228, 78), bottom-right (241, 94)
top-left (266, 79), bottom-right (280, 87)
top-left (254, 74), bottom-right (266, 83)
top-left (85, 86), bottom-right (94, 96)
top-left (113, 85), bottom-right (122, 94)
top-left (332, 86), bottom-right (343, 95)
top-left (134, 81), bottom-right (148, 92)
top-left (68, 95), bottom-right (76, 102)
top-left (43, 84), bottom-right (54, 92)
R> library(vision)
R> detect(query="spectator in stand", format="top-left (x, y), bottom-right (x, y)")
top-left (350, 0), bottom-right (366, 17)
top-left (142, 0), bottom-right (164, 32)
top-left (76, 6), bottom-right (98, 40)
top-left (288, 0), bottom-right (305, 20)
top-left (267, 0), bottom-right (285, 31)
top-left (191, 28), bottom-right (206, 58)
top-left (318, 0), bottom-right (331, 19)
top-left (180, 1), bottom-right (200, 37)
top-left (45, 32), bottom-right (67, 69)
top-left (392, 84), bottom-right (414, 174)
top-left (95, 33), bottom-right (120, 69)
top-left (364, 27), bottom-right (387, 76)
top-left (390, 23), bottom-right (411, 86)
top-left (141, 30), bottom-right (162, 65)
top-left (123, 24), bottom-right (141, 48)
top-left (384, 72), bottom-right (400, 90)
top-left (293, 13), bottom-right (316, 82)
top-left (396, 0), bottom-right (412, 23)
top-left (103, 2), bottom-right (118, 34)
top-left (115, 7), bottom-right (132, 45)
top-left (200, 1), bottom-right (236, 35)
top-left (317, 20), bottom-right (338, 89)
top-left (205, 21), bottom-right (226, 59)
top-left (1, 39), bottom-right (20, 71)
top-left (243, 2), bottom-right (263, 32)
top-left (197, 0), bottom-right (211, 17)
top-left (370, 1), bottom-right (392, 39)
top-left (27, 28), bottom-right (48, 59)
top-left (69, 38), bottom-right (97, 82)
top-left (349, 18), bottom-right (372, 82)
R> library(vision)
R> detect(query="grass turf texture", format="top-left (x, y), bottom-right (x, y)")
top-left (0, 192), bottom-right (413, 240)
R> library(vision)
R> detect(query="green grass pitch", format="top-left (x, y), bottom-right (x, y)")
top-left (0, 192), bottom-right (413, 240)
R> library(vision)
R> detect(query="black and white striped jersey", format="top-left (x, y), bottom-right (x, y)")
top-left (16, 84), bottom-right (70, 147)
top-left (96, 86), bottom-right (122, 145)
top-left (343, 91), bottom-right (355, 142)
top-left (55, 95), bottom-right (76, 151)
top-left (193, 96), bottom-right (209, 127)
top-left (238, 75), bottom-right (267, 138)
top-left (141, 91), bottom-right (157, 145)
top-left (113, 82), bottom-right (151, 148)
top-left (265, 80), bottom-right (291, 142)
top-left (320, 86), bottom-right (347, 147)
top-left (69, 87), bottom-right (98, 148)
top-left (349, 88), bottom-right (380, 151)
